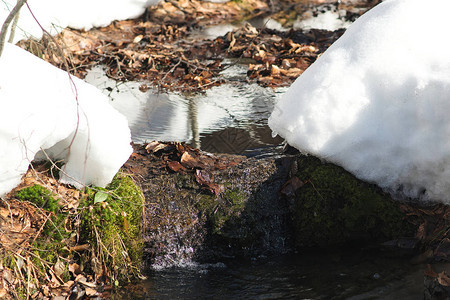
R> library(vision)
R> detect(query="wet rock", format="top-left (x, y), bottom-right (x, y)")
top-left (288, 155), bottom-right (416, 248)
top-left (424, 264), bottom-right (450, 300)
top-left (126, 143), bottom-right (424, 266)
top-left (125, 144), bottom-right (295, 266)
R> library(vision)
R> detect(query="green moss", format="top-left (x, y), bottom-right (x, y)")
top-left (193, 183), bottom-right (258, 251)
top-left (292, 155), bottom-right (414, 248)
top-left (14, 185), bottom-right (71, 287)
top-left (16, 184), bottom-right (68, 242)
top-left (80, 171), bottom-right (144, 284)
top-left (16, 184), bottom-right (59, 213)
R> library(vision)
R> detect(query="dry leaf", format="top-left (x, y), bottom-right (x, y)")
top-left (85, 287), bottom-right (98, 297)
top-left (438, 271), bottom-right (450, 287)
top-left (424, 264), bottom-right (438, 278)
top-left (69, 263), bottom-right (82, 276)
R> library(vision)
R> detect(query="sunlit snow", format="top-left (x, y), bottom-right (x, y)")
top-left (294, 9), bottom-right (351, 31)
top-left (0, 43), bottom-right (132, 196)
top-left (1, 0), bottom-right (159, 42)
top-left (269, 0), bottom-right (450, 204)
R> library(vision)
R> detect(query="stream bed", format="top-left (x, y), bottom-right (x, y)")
top-left (82, 8), bottom-right (449, 299)
top-left (115, 251), bottom-right (445, 299)
top-left (84, 66), bottom-right (446, 299)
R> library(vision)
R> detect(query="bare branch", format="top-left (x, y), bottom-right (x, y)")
top-left (0, 0), bottom-right (27, 57)
top-left (8, 8), bottom-right (20, 43)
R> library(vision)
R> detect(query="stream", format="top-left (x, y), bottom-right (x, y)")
top-left (86, 64), bottom-right (445, 299)
top-left (84, 8), bottom-right (447, 300)
top-left (115, 251), bottom-right (443, 300)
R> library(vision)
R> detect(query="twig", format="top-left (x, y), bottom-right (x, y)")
top-left (161, 58), bottom-right (181, 82)
top-left (0, 0), bottom-right (27, 57)
top-left (25, 2), bottom-right (92, 184)
top-left (8, 2), bottom-right (20, 43)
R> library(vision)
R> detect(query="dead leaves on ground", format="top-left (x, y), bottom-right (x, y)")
top-left (17, 0), bottom-right (349, 92)
top-left (148, 0), bottom-right (269, 25)
top-left (399, 203), bottom-right (450, 260)
top-left (0, 166), bottom-right (116, 299)
top-left (144, 141), bottom-right (241, 194)
top-left (214, 24), bottom-right (344, 87)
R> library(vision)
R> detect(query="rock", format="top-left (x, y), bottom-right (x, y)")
top-left (288, 155), bottom-right (415, 248)
top-left (125, 144), bottom-right (294, 266)
top-left (126, 143), bottom-right (419, 266)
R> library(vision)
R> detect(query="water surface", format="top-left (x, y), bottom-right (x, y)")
top-left (85, 64), bottom-right (285, 156)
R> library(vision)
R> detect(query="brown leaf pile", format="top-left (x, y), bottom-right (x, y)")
top-left (212, 24), bottom-right (344, 87)
top-left (400, 203), bottom-right (450, 260)
top-left (147, 0), bottom-right (269, 25)
top-left (145, 141), bottom-right (241, 194)
top-left (17, 0), bottom-right (351, 92)
top-left (0, 166), bottom-right (114, 299)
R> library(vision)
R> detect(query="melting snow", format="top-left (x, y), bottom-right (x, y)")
top-left (269, 0), bottom-right (450, 204)
top-left (1, 0), bottom-right (159, 42)
top-left (0, 43), bottom-right (132, 196)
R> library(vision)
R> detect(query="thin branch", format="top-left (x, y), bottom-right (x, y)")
top-left (0, 0), bottom-right (27, 57)
top-left (8, 4), bottom-right (20, 43)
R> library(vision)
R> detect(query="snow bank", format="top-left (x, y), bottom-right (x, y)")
top-left (0, 43), bottom-right (132, 196)
top-left (1, 0), bottom-right (159, 42)
top-left (269, 0), bottom-right (450, 204)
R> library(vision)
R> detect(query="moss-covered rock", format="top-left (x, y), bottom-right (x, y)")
top-left (291, 155), bottom-right (415, 248)
top-left (127, 149), bottom-right (294, 265)
top-left (12, 171), bottom-right (145, 290)
top-left (80, 171), bottom-right (145, 284)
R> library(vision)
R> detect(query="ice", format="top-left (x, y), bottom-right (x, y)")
top-left (1, 0), bottom-right (159, 42)
top-left (269, 0), bottom-right (450, 204)
top-left (0, 43), bottom-right (132, 196)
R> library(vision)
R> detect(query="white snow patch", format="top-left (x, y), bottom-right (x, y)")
top-left (269, 0), bottom-right (450, 204)
top-left (0, 43), bottom-right (132, 196)
top-left (294, 9), bottom-right (352, 31)
top-left (1, 0), bottom-right (159, 42)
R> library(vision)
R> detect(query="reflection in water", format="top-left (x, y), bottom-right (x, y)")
top-left (188, 99), bottom-right (200, 149)
top-left (188, 17), bottom-right (287, 41)
top-left (84, 66), bottom-right (284, 155)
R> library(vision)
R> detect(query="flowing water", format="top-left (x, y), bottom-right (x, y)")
top-left (85, 63), bottom-right (285, 156)
top-left (85, 10), bottom-right (448, 298)
top-left (114, 251), bottom-right (443, 299)
top-left (85, 65), bottom-right (444, 298)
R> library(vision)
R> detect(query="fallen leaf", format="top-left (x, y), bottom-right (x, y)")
top-left (424, 264), bottom-right (438, 278)
top-left (53, 259), bottom-right (65, 278)
top-left (167, 161), bottom-right (187, 173)
top-left (438, 271), bottom-right (450, 287)
top-left (280, 177), bottom-right (304, 197)
top-left (85, 287), bottom-right (98, 297)
top-left (94, 191), bottom-right (108, 203)
top-left (69, 244), bottom-right (90, 252)
top-left (435, 238), bottom-right (450, 259)
top-left (69, 263), bottom-right (82, 276)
